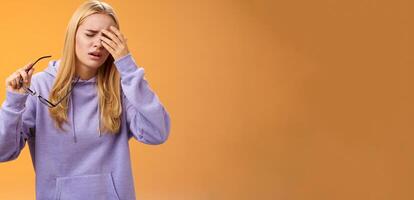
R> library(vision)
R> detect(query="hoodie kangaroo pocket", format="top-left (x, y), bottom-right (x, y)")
top-left (54, 173), bottom-right (120, 200)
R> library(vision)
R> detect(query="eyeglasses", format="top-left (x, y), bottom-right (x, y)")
top-left (21, 55), bottom-right (80, 108)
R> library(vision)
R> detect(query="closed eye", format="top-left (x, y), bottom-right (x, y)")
top-left (85, 34), bottom-right (94, 37)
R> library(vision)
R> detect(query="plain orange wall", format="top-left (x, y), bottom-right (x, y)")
top-left (0, 0), bottom-right (413, 199)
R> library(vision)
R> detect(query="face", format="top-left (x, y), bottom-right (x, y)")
top-left (75, 13), bottom-right (117, 71)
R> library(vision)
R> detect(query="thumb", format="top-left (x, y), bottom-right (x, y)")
top-left (23, 62), bottom-right (34, 72)
top-left (27, 67), bottom-right (35, 80)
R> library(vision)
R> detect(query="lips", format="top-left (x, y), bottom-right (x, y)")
top-left (88, 51), bottom-right (102, 59)
top-left (89, 52), bottom-right (101, 56)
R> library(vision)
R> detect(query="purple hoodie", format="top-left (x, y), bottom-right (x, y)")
top-left (0, 54), bottom-right (171, 200)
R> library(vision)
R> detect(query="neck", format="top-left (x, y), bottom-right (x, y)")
top-left (75, 63), bottom-right (97, 80)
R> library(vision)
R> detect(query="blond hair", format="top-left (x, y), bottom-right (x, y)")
top-left (49, 0), bottom-right (121, 134)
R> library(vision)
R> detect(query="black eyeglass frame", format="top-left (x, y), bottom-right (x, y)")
top-left (21, 56), bottom-right (80, 108)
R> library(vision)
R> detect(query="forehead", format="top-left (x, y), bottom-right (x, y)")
top-left (79, 13), bottom-right (116, 31)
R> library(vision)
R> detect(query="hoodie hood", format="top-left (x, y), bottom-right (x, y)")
top-left (44, 59), bottom-right (96, 83)
top-left (44, 59), bottom-right (101, 143)
top-left (44, 59), bottom-right (60, 77)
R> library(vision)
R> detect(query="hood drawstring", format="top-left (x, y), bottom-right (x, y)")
top-left (70, 93), bottom-right (77, 143)
top-left (98, 103), bottom-right (102, 137)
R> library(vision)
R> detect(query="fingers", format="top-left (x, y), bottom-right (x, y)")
top-left (19, 69), bottom-right (29, 84)
top-left (109, 26), bottom-right (127, 42)
top-left (101, 39), bottom-right (115, 54)
top-left (100, 36), bottom-right (118, 51)
top-left (100, 26), bottom-right (130, 61)
top-left (24, 67), bottom-right (35, 87)
top-left (101, 29), bottom-right (122, 46)
top-left (27, 67), bottom-right (35, 79)
top-left (23, 62), bottom-right (34, 72)
top-left (8, 73), bottom-right (20, 90)
top-left (9, 76), bottom-right (17, 89)
top-left (16, 62), bottom-right (33, 87)
top-left (6, 65), bottom-right (35, 91)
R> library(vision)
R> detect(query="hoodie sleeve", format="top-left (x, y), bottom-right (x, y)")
top-left (114, 53), bottom-right (171, 145)
top-left (0, 90), bottom-right (36, 162)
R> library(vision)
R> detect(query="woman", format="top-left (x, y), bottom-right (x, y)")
top-left (0, 0), bottom-right (171, 199)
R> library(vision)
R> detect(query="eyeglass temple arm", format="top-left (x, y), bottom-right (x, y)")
top-left (19, 55), bottom-right (52, 87)
top-left (25, 87), bottom-right (35, 95)
top-left (25, 55), bottom-right (52, 73)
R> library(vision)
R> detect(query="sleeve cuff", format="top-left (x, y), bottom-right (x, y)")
top-left (114, 53), bottom-right (132, 63)
top-left (114, 53), bottom-right (143, 75)
top-left (3, 90), bottom-right (28, 110)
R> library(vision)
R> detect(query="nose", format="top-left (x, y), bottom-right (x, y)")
top-left (93, 37), bottom-right (104, 49)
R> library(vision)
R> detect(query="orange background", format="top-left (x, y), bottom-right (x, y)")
top-left (0, 0), bottom-right (413, 199)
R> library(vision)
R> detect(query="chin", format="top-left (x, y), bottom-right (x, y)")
top-left (87, 60), bottom-right (105, 68)
top-left (83, 56), bottom-right (109, 68)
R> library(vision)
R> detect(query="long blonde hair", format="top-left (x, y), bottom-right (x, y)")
top-left (49, 0), bottom-right (121, 134)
